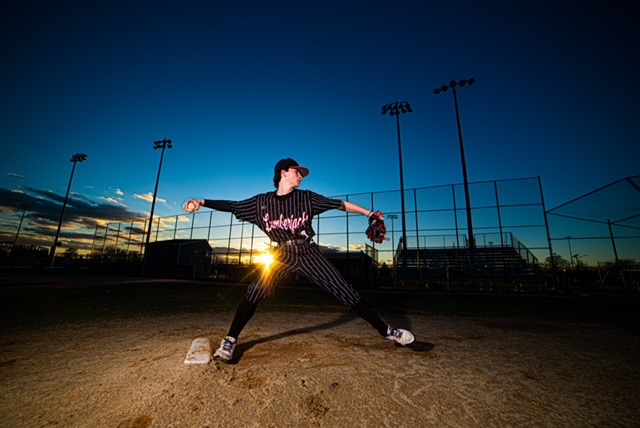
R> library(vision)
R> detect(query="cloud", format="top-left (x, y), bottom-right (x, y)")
top-left (178, 215), bottom-right (191, 222)
top-left (134, 193), bottom-right (153, 203)
top-left (134, 193), bottom-right (166, 204)
top-left (116, 188), bottom-right (124, 196)
top-left (0, 186), bottom-right (199, 250)
top-left (0, 185), bottom-right (148, 233)
top-left (318, 244), bottom-right (342, 253)
top-left (6, 172), bottom-right (24, 179)
top-left (158, 217), bottom-right (176, 227)
top-left (99, 196), bottom-right (128, 207)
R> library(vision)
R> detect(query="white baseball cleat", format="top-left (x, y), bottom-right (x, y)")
top-left (385, 327), bottom-right (415, 346)
top-left (213, 336), bottom-right (237, 362)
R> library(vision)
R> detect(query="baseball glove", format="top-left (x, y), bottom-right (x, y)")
top-left (366, 211), bottom-right (388, 244)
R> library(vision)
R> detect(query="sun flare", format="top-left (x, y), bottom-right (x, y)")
top-left (255, 252), bottom-right (275, 269)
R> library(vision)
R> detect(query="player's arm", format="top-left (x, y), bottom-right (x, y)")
top-left (338, 201), bottom-right (383, 219)
top-left (184, 199), bottom-right (234, 213)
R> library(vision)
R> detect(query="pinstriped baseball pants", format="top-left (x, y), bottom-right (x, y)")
top-left (245, 242), bottom-right (361, 306)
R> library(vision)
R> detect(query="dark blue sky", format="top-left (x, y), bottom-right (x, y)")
top-left (1, 0), bottom-right (638, 247)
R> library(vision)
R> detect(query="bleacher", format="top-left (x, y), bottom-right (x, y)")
top-left (392, 234), bottom-right (542, 291)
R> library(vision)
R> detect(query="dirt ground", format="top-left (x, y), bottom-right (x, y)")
top-left (0, 275), bottom-right (639, 427)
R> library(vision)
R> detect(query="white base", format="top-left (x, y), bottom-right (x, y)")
top-left (184, 338), bottom-right (212, 364)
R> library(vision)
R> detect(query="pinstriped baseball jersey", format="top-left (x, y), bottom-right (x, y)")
top-left (213, 189), bottom-right (362, 306)
top-left (230, 189), bottom-right (342, 243)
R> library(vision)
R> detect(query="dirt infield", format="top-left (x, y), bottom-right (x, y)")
top-left (1, 275), bottom-right (639, 427)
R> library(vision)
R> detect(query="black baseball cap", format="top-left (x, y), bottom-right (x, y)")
top-left (273, 158), bottom-right (310, 178)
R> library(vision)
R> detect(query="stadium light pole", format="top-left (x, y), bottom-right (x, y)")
top-left (434, 78), bottom-right (476, 249)
top-left (565, 235), bottom-right (574, 268)
top-left (143, 138), bottom-right (173, 275)
top-left (381, 101), bottom-right (412, 255)
top-left (12, 203), bottom-right (31, 250)
top-left (50, 153), bottom-right (87, 267)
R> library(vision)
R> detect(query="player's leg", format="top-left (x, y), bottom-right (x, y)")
top-left (214, 250), bottom-right (295, 362)
top-left (351, 299), bottom-right (415, 345)
top-left (213, 296), bottom-right (259, 362)
top-left (294, 245), bottom-right (361, 306)
top-left (296, 246), bottom-right (414, 345)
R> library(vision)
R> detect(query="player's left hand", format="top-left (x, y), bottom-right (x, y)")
top-left (370, 211), bottom-right (384, 220)
top-left (366, 211), bottom-right (388, 244)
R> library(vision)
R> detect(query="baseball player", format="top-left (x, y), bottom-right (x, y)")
top-left (184, 158), bottom-right (414, 362)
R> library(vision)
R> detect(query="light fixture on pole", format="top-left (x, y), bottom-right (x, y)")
top-left (143, 138), bottom-right (173, 275)
top-left (381, 101), bottom-right (412, 275)
top-left (434, 78), bottom-right (476, 249)
top-left (50, 153), bottom-right (87, 267)
top-left (573, 254), bottom-right (587, 267)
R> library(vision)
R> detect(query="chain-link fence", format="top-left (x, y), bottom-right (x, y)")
top-left (546, 175), bottom-right (640, 292)
top-left (7, 175), bottom-right (638, 293)
top-left (88, 176), bottom-right (550, 289)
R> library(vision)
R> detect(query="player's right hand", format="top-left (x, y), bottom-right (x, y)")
top-left (184, 199), bottom-right (201, 213)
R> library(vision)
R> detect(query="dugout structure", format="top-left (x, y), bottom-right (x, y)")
top-left (144, 239), bottom-right (212, 279)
